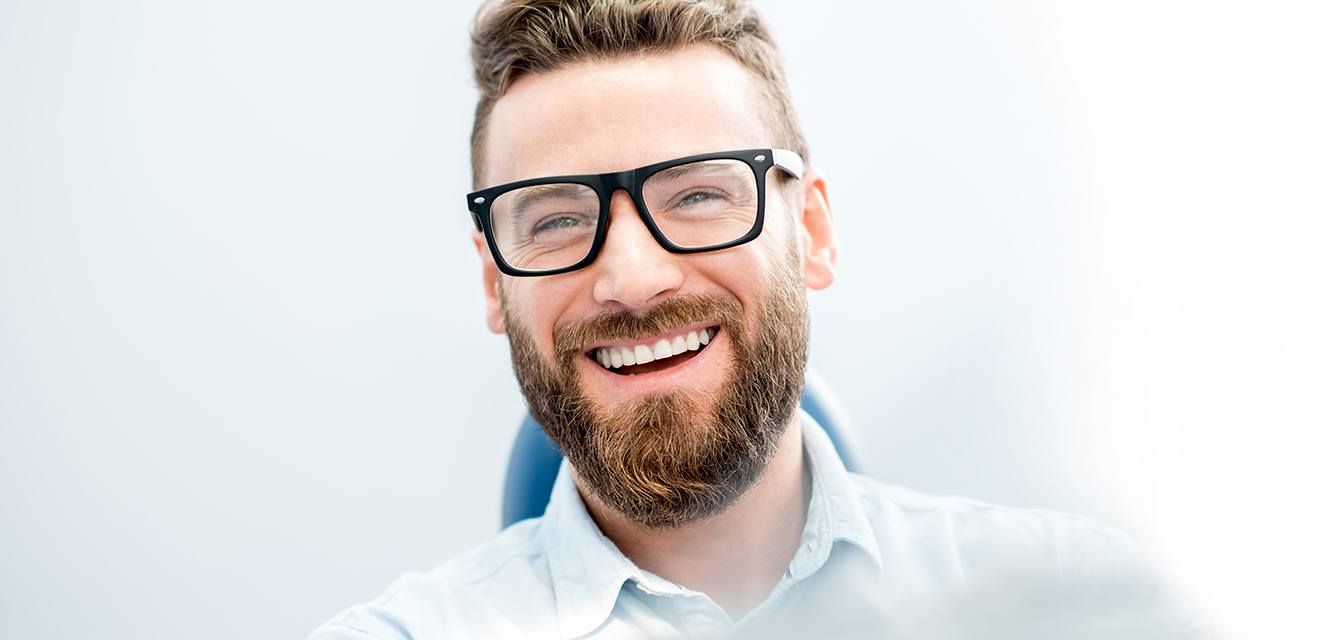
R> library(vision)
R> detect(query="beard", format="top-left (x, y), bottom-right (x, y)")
top-left (502, 253), bottom-right (810, 529)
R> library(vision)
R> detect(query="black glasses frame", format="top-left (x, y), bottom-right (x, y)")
top-left (466, 147), bottom-right (805, 277)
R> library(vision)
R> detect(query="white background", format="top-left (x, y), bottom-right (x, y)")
top-left (2, 1), bottom-right (1316, 638)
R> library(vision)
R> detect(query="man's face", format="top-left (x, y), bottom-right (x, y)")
top-left (475, 46), bottom-right (836, 527)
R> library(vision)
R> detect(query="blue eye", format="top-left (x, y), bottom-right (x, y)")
top-left (532, 215), bottom-right (588, 235)
top-left (676, 191), bottom-right (723, 207)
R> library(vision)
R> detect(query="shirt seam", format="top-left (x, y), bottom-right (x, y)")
top-left (374, 549), bottom-right (546, 610)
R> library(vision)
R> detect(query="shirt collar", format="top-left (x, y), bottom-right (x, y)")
top-left (789, 408), bottom-right (884, 580)
top-left (539, 407), bottom-right (883, 638)
top-left (538, 458), bottom-right (629, 639)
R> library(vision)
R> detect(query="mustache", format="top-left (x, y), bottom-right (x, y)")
top-left (552, 294), bottom-right (742, 359)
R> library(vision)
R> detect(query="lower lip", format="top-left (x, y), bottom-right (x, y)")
top-left (581, 329), bottom-right (724, 399)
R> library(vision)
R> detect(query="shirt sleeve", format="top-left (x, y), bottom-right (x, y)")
top-left (1064, 522), bottom-right (1215, 639)
top-left (307, 621), bottom-right (382, 640)
top-left (307, 608), bottom-right (413, 640)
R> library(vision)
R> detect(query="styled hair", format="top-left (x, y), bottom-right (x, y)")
top-left (468, 0), bottom-right (808, 187)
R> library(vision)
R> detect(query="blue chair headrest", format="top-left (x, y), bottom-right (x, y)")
top-left (501, 367), bottom-right (862, 528)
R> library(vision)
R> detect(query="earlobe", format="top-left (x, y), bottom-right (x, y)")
top-left (797, 169), bottom-right (839, 290)
top-left (473, 232), bottom-right (507, 334)
top-left (486, 279), bottom-right (506, 334)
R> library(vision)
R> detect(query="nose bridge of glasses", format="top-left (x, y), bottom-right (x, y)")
top-left (603, 185), bottom-right (650, 235)
top-left (598, 167), bottom-right (650, 226)
top-left (598, 168), bottom-right (644, 217)
top-left (598, 167), bottom-right (636, 193)
top-left (596, 173), bottom-right (671, 261)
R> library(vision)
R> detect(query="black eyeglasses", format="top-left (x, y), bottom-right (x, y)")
top-left (466, 148), bottom-right (804, 277)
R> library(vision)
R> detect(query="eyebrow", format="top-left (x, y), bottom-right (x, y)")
top-left (503, 184), bottom-right (595, 220)
top-left (646, 161), bottom-right (746, 185)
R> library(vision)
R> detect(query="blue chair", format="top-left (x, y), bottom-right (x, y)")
top-left (501, 367), bottom-right (863, 528)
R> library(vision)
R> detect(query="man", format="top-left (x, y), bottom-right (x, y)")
top-left (312, 1), bottom-right (1203, 638)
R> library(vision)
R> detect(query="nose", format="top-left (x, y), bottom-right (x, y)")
top-left (590, 189), bottom-right (685, 311)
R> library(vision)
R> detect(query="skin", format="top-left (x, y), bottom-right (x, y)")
top-left (472, 45), bottom-right (839, 619)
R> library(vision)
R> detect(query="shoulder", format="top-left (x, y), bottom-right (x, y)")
top-left (308, 518), bottom-right (556, 640)
top-left (848, 472), bottom-right (1120, 563)
top-left (847, 475), bottom-right (1207, 637)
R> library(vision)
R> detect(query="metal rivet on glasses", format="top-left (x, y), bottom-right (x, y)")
top-left (754, 155), bottom-right (766, 162)
top-left (474, 196), bottom-right (486, 204)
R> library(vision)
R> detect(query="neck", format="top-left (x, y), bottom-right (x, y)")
top-left (574, 413), bottom-right (810, 620)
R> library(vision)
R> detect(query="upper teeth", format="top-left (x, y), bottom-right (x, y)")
top-left (594, 328), bottom-right (713, 369)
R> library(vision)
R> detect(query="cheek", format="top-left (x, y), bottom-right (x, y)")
top-left (505, 278), bottom-right (589, 354)
top-left (765, 205), bottom-right (803, 259)
top-left (688, 246), bottom-right (780, 309)
top-left (737, 213), bottom-right (800, 279)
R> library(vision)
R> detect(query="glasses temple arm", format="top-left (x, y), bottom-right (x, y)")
top-left (770, 148), bottom-right (805, 179)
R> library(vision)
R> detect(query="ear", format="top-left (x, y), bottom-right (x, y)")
top-left (796, 168), bottom-right (838, 290)
top-left (473, 231), bottom-right (506, 333)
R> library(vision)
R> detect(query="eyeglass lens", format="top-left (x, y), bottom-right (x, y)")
top-left (487, 158), bottom-right (758, 273)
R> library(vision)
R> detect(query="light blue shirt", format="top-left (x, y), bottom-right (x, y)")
top-left (311, 410), bottom-right (1204, 639)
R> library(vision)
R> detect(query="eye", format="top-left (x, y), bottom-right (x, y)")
top-left (532, 215), bottom-right (588, 235)
top-left (675, 190), bottom-right (725, 207)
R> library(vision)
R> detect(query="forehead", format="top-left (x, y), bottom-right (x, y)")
top-left (482, 45), bottom-right (770, 187)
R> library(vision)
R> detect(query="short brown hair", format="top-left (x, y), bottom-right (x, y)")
top-left (468, 0), bottom-right (808, 187)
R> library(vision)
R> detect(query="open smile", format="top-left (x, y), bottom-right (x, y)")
top-left (586, 324), bottom-right (722, 376)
